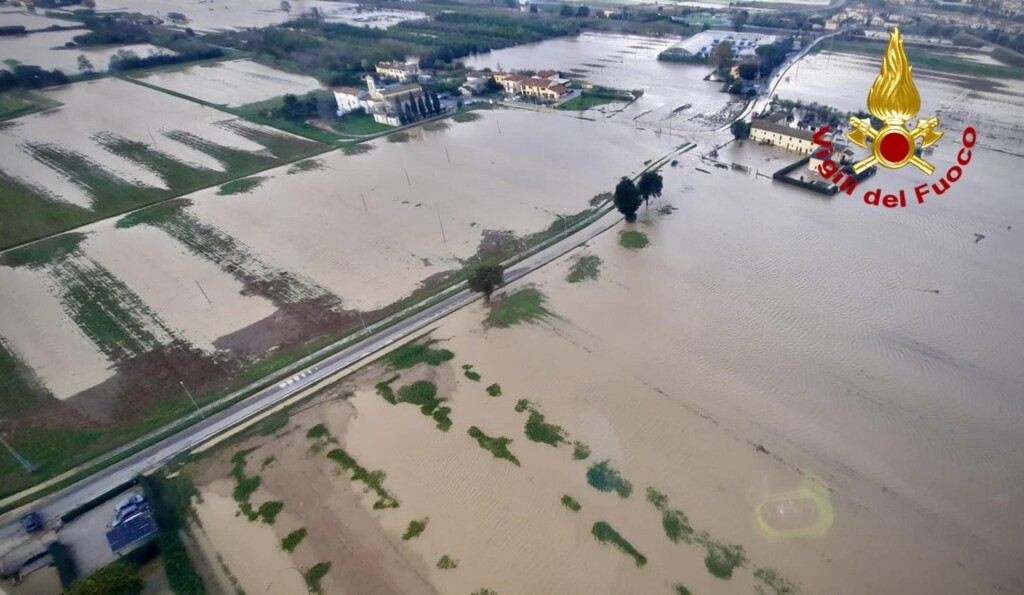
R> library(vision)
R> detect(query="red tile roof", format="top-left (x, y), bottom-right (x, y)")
top-left (537, 69), bottom-right (558, 79)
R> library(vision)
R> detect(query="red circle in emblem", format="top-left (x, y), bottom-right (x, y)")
top-left (879, 132), bottom-right (911, 164)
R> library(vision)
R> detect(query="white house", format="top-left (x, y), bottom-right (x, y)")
top-left (333, 86), bottom-right (369, 116)
top-left (750, 119), bottom-right (817, 153)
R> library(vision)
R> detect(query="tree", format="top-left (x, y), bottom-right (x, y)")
top-left (613, 177), bottom-right (642, 222)
top-left (711, 41), bottom-right (733, 68)
top-left (576, 5), bottom-right (590, 16)
top-left (738, 62), bottom-right (758, 80)
top-left (417, 95), bottom-right (429, 116)
top-left (637, 171), bottom-right (663, 206)
top-left (430, 92), bottom-right (442, 114)
top-left (469, 264), bottom-right (504, 301)
top-left (529, 3), bottom-right (539, 12)
top-left (77, 54), bottom-right (94, 74)
top-left (733, 10), bottom-right (748, 31)
top-left (731, 120), bottom-right (750, 139)
top-left (560, 4), bottom-right (575, 16)
top-left (280, 0), bottom-right (291, 13)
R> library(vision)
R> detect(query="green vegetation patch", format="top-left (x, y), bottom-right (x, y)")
top-left (754, 567), bottom-right (798, 595)
top-left (646, 487), bottom-right (694, 544)
top-left (514, 399), bottom-right (531, 413)
top-left (572, 441), bottom-right (591, 461)
top-left (332, 113), bottom-right (394, 135)
top-left (387, 338), bottom-right (454, 369)
top-left (216, 176), bottom-right (265, 196)
top-left (452, 112), bottom-right (482, 123)
top-left (342, 143), bottom-right (374, 156)
top-left (423, 121), bottom-right (451, 132)
top-left (260, 456), bottom-right (276, 471)
top-left (386, 131), bottom-right (411, 143)
top-left (558, 93), bottom-right (617, 111)
top-left (375, 374), bottom-right (400, 405)
top-left (304, 562), bottom-right (331, 594)
top-left (0, 341), bottom-right (47, 417)
top-left (462, 364), bottom-right (482, 381)
top-left (0, 90), bottom-right (61, 122)
top-left (326, 448), bottom-right (400, 509)
top-left (619, 230), bottom-right (650, 250)
top-left (587, 461), bottom-right (632, 498)
top-left (255, 500), bottom-right (284, 524)
top-left (487, 288), bottom-right (557, 328)
top-left (437, 555), bottom-right (458, 569)
top-left (306, 424), bottom-right (330, 440)
top-left (486, 383), bottom-right (502, 397)
top-left (1, 232), bottom-right (176, 362)
top-left (566, 254), bottom-right (602, 283)
top-left (674, 585), bottom-right (693, 595)
top-left (282, 528), bottom-right (307, 553)
top-left (591, 521), bottom-right (647, 567)
top-left (523, 408), bottom-right (567, 447)
top-left (402, 518), bottom-right (429, 540)
top-left (65, 560), bottom-right (143, 595)
top-left (288, 158), bottom-right (326, 174)
top-left (395, 380), bottom-right (452, 432)
top-left (467, 426), bottom-right (520, 466)
top-left (231, 449), bottom-right (262, 519)
top-left (561, 495), bottom-right (581, 512)
top-left (696, 532), bottom-right (747, 580)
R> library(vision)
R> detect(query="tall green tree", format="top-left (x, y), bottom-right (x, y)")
top-left (731, 120), bottom-right (751, 140)
top-left (469, 264), bottom-right (505, 301)
top-left (576, 5), bottom-right (590, 16)
top-left (637, 171), bottom-right (663, 206)
top-left (711, 41), bottom-right (733, 68)
top-left (560, 4), bottom-right (575, 16)
top-left (613, 177), bottom-right (642, 222)
top-left (417, 95), bottom-right (429, 116)
top-left (430, 92), bottom-right (441, 114)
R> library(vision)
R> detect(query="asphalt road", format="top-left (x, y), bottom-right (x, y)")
top-left (0, 207), bottom-right (628, 556)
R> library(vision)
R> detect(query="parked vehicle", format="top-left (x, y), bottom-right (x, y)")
top-left (113, 494), bottom-right (145, 513)
top-left (19, 512), bottom-right (43, 534)
top-left (111, 504), bottom-right (143, 528)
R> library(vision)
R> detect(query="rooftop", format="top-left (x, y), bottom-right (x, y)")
top-left (333, 86), bottom-right (366, 96)
top-left (379, 83), bottom-right (423, 97)
top-left (751, 119), bottom-right (816, 141)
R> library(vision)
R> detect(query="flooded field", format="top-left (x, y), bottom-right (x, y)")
top-left (0, 104), bottom-right (683, 493)
top-left (0, 30), bottom-right (171, 73)
top-left (0, 76), bottom-right (323, 245)
top-left (132, 59), bottom-right (323, 107)
top-left (774, 50), bottom-right (1024, 154)
top-left (466, 33), bottom-right (742, 132)
top-left (184, 115), bottom-right (1024, 593)
top-left (88, 0), bottom-right (421, 33)
top-left (0, 9), bottom-right (72, 29)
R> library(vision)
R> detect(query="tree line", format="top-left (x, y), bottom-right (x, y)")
top-left (0, 65), bottom-right (69, 92)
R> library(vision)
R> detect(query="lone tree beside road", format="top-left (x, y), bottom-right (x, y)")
top-left (613, 177), bottom-right (642, 222)
top-left (637, 171), bottom-right (663, 206)
top-left (469, 264), bottom-right (505, 301)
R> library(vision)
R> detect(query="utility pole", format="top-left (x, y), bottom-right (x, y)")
top-left (0, 424), bottom-right (37, 473)
top-left (195, 281), bottom-right (212, 304)
top-left (358, 311), bottom-right (367, 333)
top-left (361, 193), bottom-right (368, 212)
top-left (180, 381), bottom-right (205, 419)
top-left (436, 202), bottom-right (446, 243)
top-left (405, 168), bottom-right (411, 186)
top-left (445, 148), bottom-right (451, 164)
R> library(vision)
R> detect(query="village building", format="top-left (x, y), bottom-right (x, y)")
top-left (332, 86), bottom-right (369, 116)
top-left (520, 77), bottom-right (568, 101)
top-left (333, 76), bottom-right (428, 126)
top-left (809, 142), bottom-right (855, 172)
top-left (749, 119), bottom-right (817, 153)
top-left (375, 60), bottom-right (421, 83)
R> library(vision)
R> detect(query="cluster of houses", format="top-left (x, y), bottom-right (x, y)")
top-left (748, 116), bottom-right (853, 174)
top-left (492, 70), bottom-right (571, 101)
top-left (333, 61), bottom-right (573, 126)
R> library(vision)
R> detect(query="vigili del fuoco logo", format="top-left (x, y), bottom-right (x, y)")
top-left (810, 28), bottom-right (977, 207)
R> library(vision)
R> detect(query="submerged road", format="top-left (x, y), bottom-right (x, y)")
top-left (0, 204), bottom-right (634, 555)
